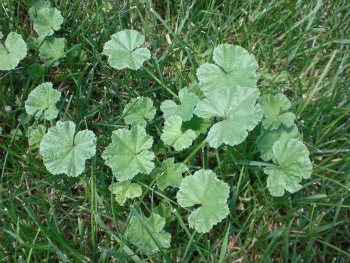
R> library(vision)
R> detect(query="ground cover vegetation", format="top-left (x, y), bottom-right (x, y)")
top-left (0, 0), bottom-right (349, 262)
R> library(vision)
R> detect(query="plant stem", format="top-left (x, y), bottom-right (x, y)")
top-left (183, 139), bottom-right (207, 164)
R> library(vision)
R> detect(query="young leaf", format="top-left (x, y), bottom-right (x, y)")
top-left (197, 44), bottom-right (258, 95)
top-left (161, 116), bottom-right (196, 151)
top-left (25, 82), bottom-right (61, 120)
top-left (29, 0), bottom-right (64, 37)
top-left (258, 93), bottom-right (296, 130)
top-left (109, 180), bottom-right (142, 205)
top-left (257, 124), bottom-right (302, 162)
top-left (126, 213), bottom-right (171, 254)
top-left (102, 125), bottom-right (155, 181)
top-left (264, 139), bottom-right (312, 196)
top-left (194, 86), bottom-right (262, 148)
top-left (160, 88), bottom-right (199, 121)
top-left (154, 158), bottom-right (187, 191)
top-left (39, 37), bottom-right (66, 67)
top-left (177, 170), bottom-right (230, 233)
top-left (123, 97), bottom-right (156, 127)
top-left (39, 121), bottom-right (96, 177)
top-left (0, 32), bottom-right (27, 70)
top-left (28, 125), bottom-right (46, 146)
top-left (103, 29), bottom-right (151, 70)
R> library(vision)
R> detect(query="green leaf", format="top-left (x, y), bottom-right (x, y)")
top-left (25, 82), bottom-right (61, 120)
top-left (257, 124), bottom-right (302, 162)
top-left (126, 213), bottom-right (171, 254)
top-left (0, 32), bottom-right (3, 39)
top-left (102, 125), bottom-right (155, 181)
top-left (28, 125), bottom-right (46, 146)
top-left (109, 180), bottom-right (142, 205)
top-left (123, 97), bottom-right (156, 127)
top-left (160, 88), bottom-right (199, 121)
top-left (39, 37), bottom-right (66, 67)
top-left (39, 121), bottom-right (96, 177)
top-left (258, 93), bottom-right (296, 130)
top-left (161, 116), bottom-right (196, 151)
top-left (264, 139), bottom-right (312, 196)
top-left (154, 158), bottom-right (187, 191)
top-left (103, 29), bottom-right (151, 70)
top-left (29, 0), bottom-right (64, 37)
top-left (177, 170), bottom-right (230, 233)
top-left (0, 32), bottom-right (27, 70)
top-left (197, 44), bottom-right (258, 95)
top-left (194, 86), bottom-right (262, 148)
top-left (182, 115), bottom-right (213, 136)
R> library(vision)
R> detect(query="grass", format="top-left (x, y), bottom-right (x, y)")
top-left (1, 0), bottom-right (349, 262)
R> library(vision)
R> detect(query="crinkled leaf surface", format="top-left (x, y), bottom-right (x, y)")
top-left (103, 29), bottom-right (151, 70)
top-left (258, 93), bottom-right (296, 130)
top-left (123, 97), bottom-right (156, 127)
top-left (161, 116), bottom-right (196, 151)
top-left (25, 82), bottom-right (61, 120)
top-left (102, 125), bottom-right (155, 181)
top-left (39, 37), bottom-right (66, 67)
top-left (194, 86), bottom-right (262, 148)
top-left (197, 44), bottom-right (258, 95)
top-left (126, 213), bottom-right (171, 254)
top-left (0, 32), bottom-right (27, 70)
top-left (29, 0), bottom-right (63, 37)
top-left (154, 158), bottom-right (187, 191)
top-left (257, 124), bottom-right (302, 162)
top-left (39, 121), bottom-right (96, 177)
top-left (177, 170), bottom-right (230, 233)
top-left (160, 88), bottom-right (199, 121)
top-left (109, 180), bottom-right (142, 205)
top-left (28, 125), bottom-right (46, 146)
top-left (264, 139), bottom-right (312, 196)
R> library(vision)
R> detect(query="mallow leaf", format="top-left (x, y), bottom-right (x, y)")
top-left (28, 125), bottom-right (46, 146)
top-left (153, 158), bottom-right (187, 191)
top-left (264, 139), bottom-right (312, 196)
top-left (109, 180), bottom-right (142, 205)
top-left (0, 32), bottom-right (27, 70)
top-left (123, 97), bottom-right (156, 127)
top-left (39, 37), bottom-right (66, 67)
top-left (29, 0), bottom-right (64, 37)
top-left (25, 82), bottom-right (61, 120)
top-left (194, 86), bottom-right (262, 148)
top-left (257, 124), bottom-right (302, 162)
top-left (197, 44), bottom-right (258, 95)
top-left (39, 121), bottom-right (96, 177)
top-left (258, 93), bottom-right (296, 130)
top-left (161, 116), bottom-right (196, 151)
top-left (160, 88), bottom-right (199, 121)
top-left (177, 170), bottom-right (230, 233)
top-left (102, 125), bottom-right (155, 181)
top-left (103, 29), bottom-right (151, 70)
top-left (126, 213), bottom-right (171, 254)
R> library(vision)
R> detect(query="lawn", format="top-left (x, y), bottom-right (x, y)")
top-left (0, 0), bottom-right (349, 262)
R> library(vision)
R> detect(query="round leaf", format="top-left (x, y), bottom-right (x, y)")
top-left (39, 121), bottom-right (96, 177)
top-left (161, 116), bottom-right (196, 151)
top-left (177, 170), bottom-right (230, 233)
top-left (103, 30), bottom-right (151, 70)
top-left (39, 37), bottom-right (66, 67)
top-left (194, 86), bottom-right (262, 148)
top-left (264, 139), bottom-right (312, 196)
top-left (0, 32), bottom-right (27, 70)
top-left (102, 125), bottom-right (155, 181)
top-left (197, 44), bottom-right (258, 95)
top-left (109, 180), bottom-right (142, 205)
top-left (123, 97), bottom-right (156, 127)
top-left (25, 82), bottom-right (61, 120)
